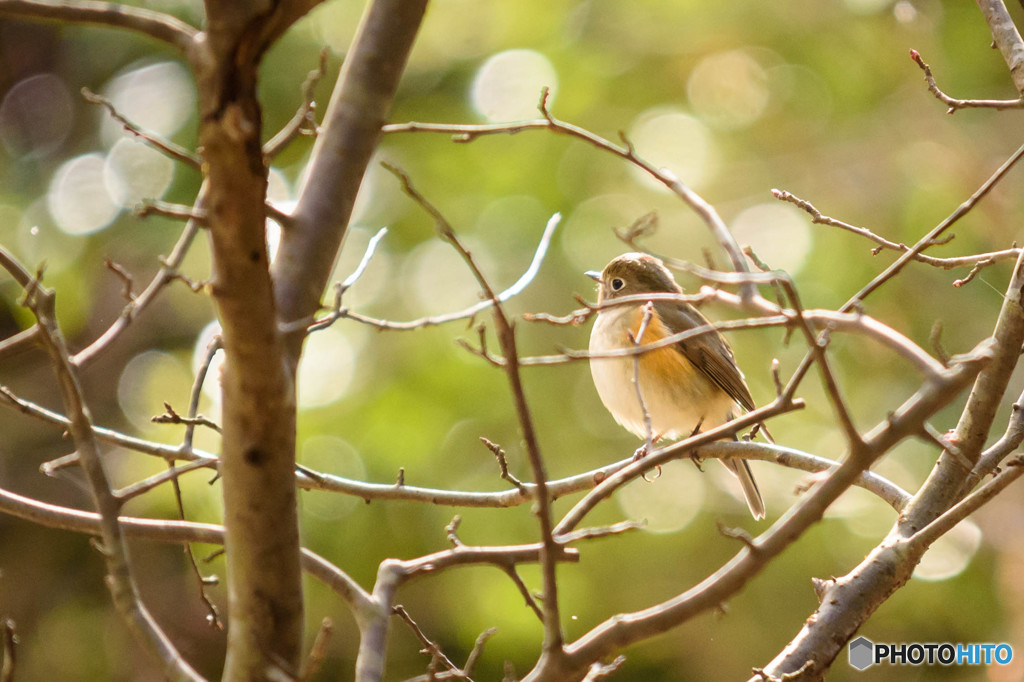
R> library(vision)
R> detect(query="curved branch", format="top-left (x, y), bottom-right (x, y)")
top-left (383, 94), bottom-right (756, 301)
top-left (0, 485), bottom-right (372, 613)
top-left (18, 270), bottom-right (203, 680)
top-left (528, 345), bottom-right (989, 682)
top-left (0, 0), bottom-right (197, 53)
top-left (0, 383), bottom-right (908, 510)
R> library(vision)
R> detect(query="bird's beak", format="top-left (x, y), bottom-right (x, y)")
top-left (585, 270), bottom-right (601, 282)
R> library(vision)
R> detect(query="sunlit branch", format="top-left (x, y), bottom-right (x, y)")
top-left (81, 87), bottom-right (201, 168)
top-left (977, 0), bottom-right (1024, 97)
top-left (0, 484), bottom-right (373, 612)
top-left (264, 47), bottom-right (329, 159)
top-left (382, 162), bottom-right (567, 657)
top-left (0, 0), bottom-right (198, 54)
top-left (384, 88), bottom-right (756, 301)
top-left (0, 382), bottom-right (907, 510)
top-left (291, 211), bottom-right (561, 334)
top-left (909, 49), bottom-right (1024, 113)
top-left (73, 182), bottom-right (208, 367)
top-left (773, 188), bottom-right (1020, 275)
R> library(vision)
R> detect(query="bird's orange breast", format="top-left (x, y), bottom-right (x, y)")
top-left (628, 306), bottom-right (699, 386)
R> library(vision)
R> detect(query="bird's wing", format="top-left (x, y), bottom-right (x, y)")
top-left (653, 300), bottom-right (756, 412)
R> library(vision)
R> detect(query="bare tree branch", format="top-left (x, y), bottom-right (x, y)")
top-left (772, 188), bottom-right (1020, 272)
top-left (0, 0), bottom-right (198, 53)
top-left (274, 0), bottom-right (429, 365)
top-left (909, 49), bottom-right (1024, 112)
top-left (977, 0), bottom-right (1024, 96)
top-left (264, 48), bottom-right (329, 159)
top-left (0, 483), bottom-right (373, 612)
top-left (0, 382), bottom-right (908, 510)
top-left (384, 88), bottom-right (757, 301)
top-left (81, 87), bottom-right (202, 168)
top-left (382, 163), bottom-right (568, 666)
top-left (11, 263), bottom-right (203, 680)
top-left (758, 252), bottom-right (1024, 678)
top-left (534, 343), bottom-right (990, 681)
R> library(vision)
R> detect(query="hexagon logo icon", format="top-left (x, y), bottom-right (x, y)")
top-left (849, 636), bottom-right (874, 671)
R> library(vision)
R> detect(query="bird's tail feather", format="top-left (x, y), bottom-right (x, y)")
top-left (724, 458), bottom-right (765, 520)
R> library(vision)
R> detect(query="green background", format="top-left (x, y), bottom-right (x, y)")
top-left (1, 0), bottom-right (1023, 679)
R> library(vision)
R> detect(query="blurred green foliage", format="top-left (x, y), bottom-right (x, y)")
top-left (2, 0), bottom-right (1024, 679)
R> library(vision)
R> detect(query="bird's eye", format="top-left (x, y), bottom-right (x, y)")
top-left (610, 278), bottom-right (625, 291)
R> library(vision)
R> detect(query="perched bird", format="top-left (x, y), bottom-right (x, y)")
top-left (587, 252), bottom-right (765, 519)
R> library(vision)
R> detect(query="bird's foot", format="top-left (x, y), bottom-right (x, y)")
top-left (632, 444), bottom-right (649, 461)
top-left (689, 452), bottom-right (705, 472)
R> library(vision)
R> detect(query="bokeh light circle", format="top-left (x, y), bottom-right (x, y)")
top-left (104, 138), bottom-right (175, 208)
top-left (730, 202), bottom-right (812, 274)
top-left (627, 108), bottom-right (716, 189)
top-left (297, 326), bottom-right (357, 409)
top-left (616, 459), bottom-right (706, 533)
top-left (117, 350), bottom-right (191, 432)
top-left (100, 61), bottom-right (195, 145)
top-left (47, 153), bottom-right (120, 235)
top-left (471, 49), bottom-right (558, 122)
top-left (0, 73), bottom-right (74, 158)
top-left (913, 520), bottom-right (983, 581)
top-left (299, 435), bottom-right (367, 520)
top-left (404, 237), bottom-right (496, 316)
top-left (687, 50), bottom-right (770, 130)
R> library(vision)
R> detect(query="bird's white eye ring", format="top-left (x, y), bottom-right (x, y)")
top-left (610, 277), bottom-right (625, 291)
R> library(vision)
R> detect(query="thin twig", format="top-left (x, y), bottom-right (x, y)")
top-left (384, 88), bottom-right (755, 300)
top-left (73, 182), bottom-right (208, 366)
top-left (15, 259), bottom-right (203, 680)
top-left (151, 402), bottom-right (222, 433)
top-left (1, 618), bottom-right (14, 682)
top-left (463, 628), bottom-right (498, 677)
top-left (499, 564), bottom-right (545, 622)
top-left (114, 459), bottom-right (212, 501)
top-left (555, 520), bottom-right (645, 544)
top-left (393, 605), bottom-right (463, 675)
top-left (264, 47), bottom-right (330, 158)
top-left (628, 302), bottom-right (656, 454)
top-left (772, 188), bottom-right (1020, 273)
top-left (81, 87), bottom-right (201, 168)
top-left (909, 49), bottom-right (1024, 112)
top-left (167, 460), bottom-right (223, 631)
top-left (184, 335), bottom-right (222, 452)
top-left (0, 0), bottom-right (198, 54)
top-left (382, 162), bottom-right (567, 657)
top-left (136, 199), bottom-right (208, 223)
top-left (480, 437), bottom-right (527, 493)
top-left (288, 213), bottom-right (560, 335)
top-left (298, 618), bottom-right (334, 682)
top-left (103, 258), bottom-right (136, 302)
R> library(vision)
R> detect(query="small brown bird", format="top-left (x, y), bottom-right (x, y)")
top-left (587, 252), bottom-right (764, 519)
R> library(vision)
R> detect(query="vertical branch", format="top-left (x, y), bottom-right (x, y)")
top-left (383, 166), bottom-right (567, 664)
top-left (902, 247), bottom-right (1024, 526)
top-left (190, 1), bottom-right (322, 676)
top-left (759, 251), bottom-right (1024, 679)
top-left (977, 0), bottom-right (1024, 96)
top-left (274, 0), bottom-right (429, 364)
top-left (17, 269), bottom-right (203, 681)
